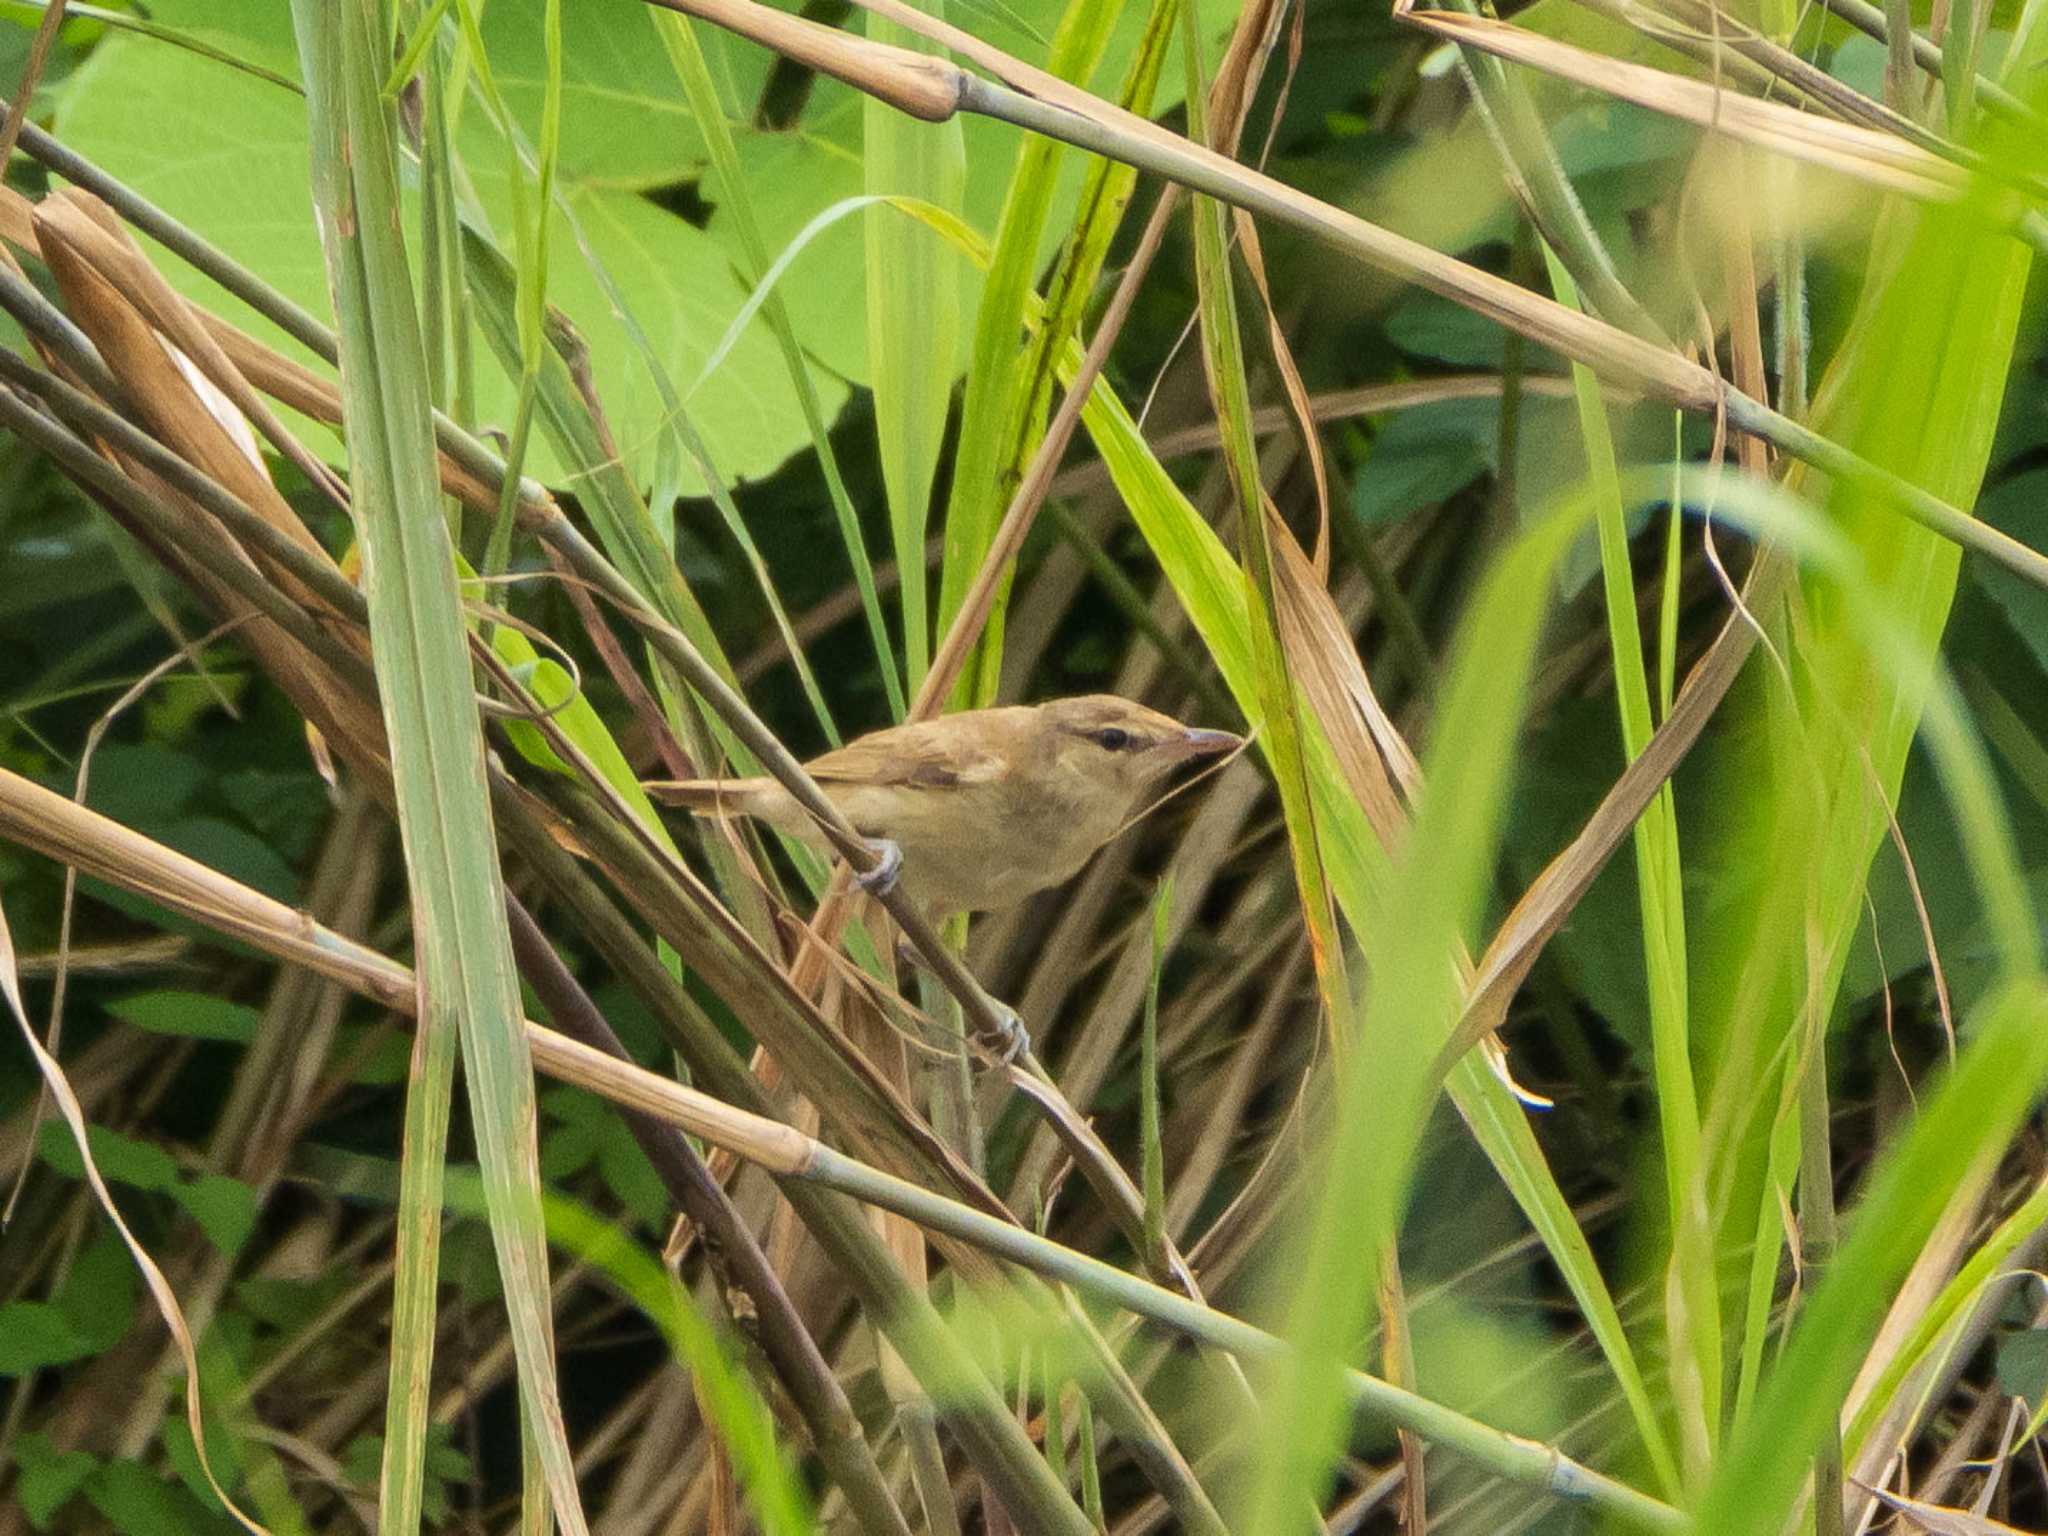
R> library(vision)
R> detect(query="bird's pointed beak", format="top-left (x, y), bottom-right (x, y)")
top-left (1168, 726), bottom-right (1244, 761)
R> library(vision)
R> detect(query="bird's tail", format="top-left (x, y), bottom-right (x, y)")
top-left (642, 777), bottom-right (770, 815)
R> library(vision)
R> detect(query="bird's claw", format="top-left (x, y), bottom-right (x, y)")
top-left (976, 1002), bottom-right (1030, 1065)
top-left (854, 837), bottom-right (903, 898)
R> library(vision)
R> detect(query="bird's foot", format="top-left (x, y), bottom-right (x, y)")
top-left (853, 837), bottom-right (903, 898)
top-left (974, 1000), bottom-right (1030, 1065)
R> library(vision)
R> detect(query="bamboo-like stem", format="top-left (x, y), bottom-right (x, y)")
top-left (0, 764), bottom-right (1688, 1534)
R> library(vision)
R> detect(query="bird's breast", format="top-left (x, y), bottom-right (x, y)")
top-left (829, 776), bottom-right (1117, 914)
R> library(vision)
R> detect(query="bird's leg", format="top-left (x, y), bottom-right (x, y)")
top-left (975, 999), bottom-right (1030, 1064)
top-left (890, 935), bottom-right (1030, 1066)
top-left (852, 836), bottom-right (903, 897)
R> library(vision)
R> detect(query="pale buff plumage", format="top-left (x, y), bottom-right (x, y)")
top-left (646, 695), bottom-right (1241, 917)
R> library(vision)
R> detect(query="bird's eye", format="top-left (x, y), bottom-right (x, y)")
top-left (1093, 727), bottom-right (1131, 751)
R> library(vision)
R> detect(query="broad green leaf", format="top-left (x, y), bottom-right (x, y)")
top-left (39, 1120), bottom-right (179, 1189)
top-left (172, 1173), bottom-right (260, 1255)
top-left (0, 1302), bottom-right (93, 1374)
top-left (84, 1460), bottom-right (224, 1536)
top-left (57, 0), bottom-right (814, 491)
top-left (107, 989), bottom-right (259, 1043)
top-left (13, 1432), bottom-right (100, 1528)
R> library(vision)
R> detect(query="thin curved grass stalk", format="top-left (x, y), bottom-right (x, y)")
top-left (0, 900), bottom-right (272, 1534)
top-left (1545, 249), bottom-right (1717, 1488)
top-left (0, 0), bottom-right (300, 88)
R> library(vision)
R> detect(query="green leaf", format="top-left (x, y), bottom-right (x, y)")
top-left (1349, 399), bottom-right (1495, 525)
top-left (338, 1025), bottom-right (413, 1086)
top-left (85, 1461), bottom-right (230, 1536)
top-left (38, 1120), bottom-right (179, 1190)
top-left (1998, 1327), bottom-right (2048, 1403)
top-left (233, 1271), bottom-right (350, 1332)
top-left (0, 1302), bottom-right (93, 1373)
top-left (13, 1432), bottom-right (100, 1529)
top-left (53, 1232), bottom-right (139, 1354)
top-left (1386, 293), bottom-right (1529, 368)
top-left (172, 1174), bottom-right (260, 1255)
top-left (106, 989), bottom-right (259, 1043)
top-left (55, 1), bottom-right (815, 491)
top-left (72, 743), bottom-right (207, 826)
top-left (159, 817), bottom-right (301, 904)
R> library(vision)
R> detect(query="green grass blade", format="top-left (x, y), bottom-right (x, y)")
top-left (292, 6), bottom-right (587, 1530)
top-left (1698, 977), bottom-right (2048, 1536)
top-left (935, 0), bottom-right (1126, 708)
top-left (864, 6), bottom-right (965, 696)
top-left (1244, 504), bottom-right (1587, 1530)
top-left (1070, 367), bottom-right (1677, 1491)
top-left (1544, 246), bottom-right (1714, 1489)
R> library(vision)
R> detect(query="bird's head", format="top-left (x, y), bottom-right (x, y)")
top-left (1031, 694), bottom-right (1243, 820)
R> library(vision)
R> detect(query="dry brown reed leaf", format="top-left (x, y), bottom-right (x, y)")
top-left (21, 192), bottom-right (385, 774)
top-left (35, 190), bottom-right (349, 510)
top-left (1855, 1482), bottom-right (2038, 1535)
top-left (1438, 549), bottom-right (1793, 1078)
top-left (0, 183), bottom-right (503, 519)
top-left (1393, 7), bottom-right (1969, 204)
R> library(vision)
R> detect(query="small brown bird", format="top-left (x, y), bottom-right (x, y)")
top-left (647, 695), bottom-right (1242, 917)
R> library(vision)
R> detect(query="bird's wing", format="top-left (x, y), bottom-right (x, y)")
top-left (804, 720), bottom-right (1007, 790)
